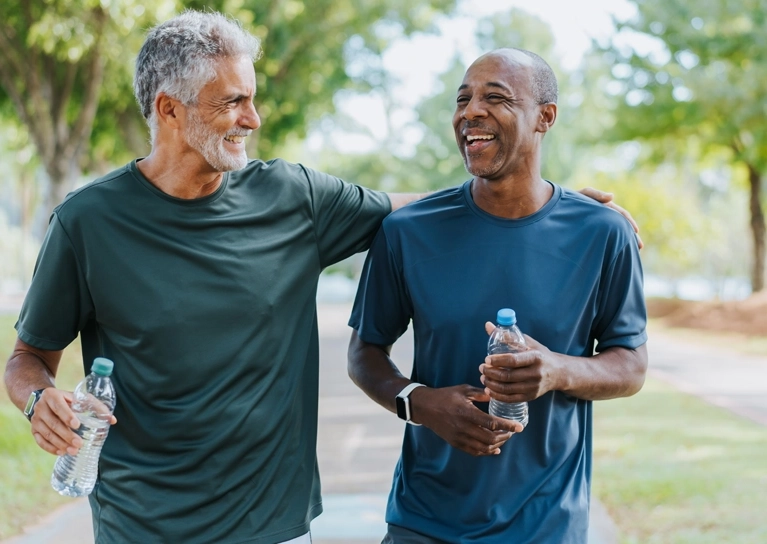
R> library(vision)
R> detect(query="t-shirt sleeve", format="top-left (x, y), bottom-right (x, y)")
top-left (15, 214), bottom-right (95, 351)
top-left (302, 165), bottom-right (391, 268)
top-left (348, 226), bottom-right (412, 346)
top-left (592, 237), bottom-right (647, 352)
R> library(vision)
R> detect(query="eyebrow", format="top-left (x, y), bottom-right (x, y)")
top-left (457, 81), bottom-right (511, 92)
top-left (221, 93), bottom-right (254, 102)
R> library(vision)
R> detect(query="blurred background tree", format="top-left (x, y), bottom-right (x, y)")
top-left (596, 0), bottom-right (767, 291)
top-left (0, 0), bottom-right (760, 298)
top-left (0, 0), bottom-right (177, 219)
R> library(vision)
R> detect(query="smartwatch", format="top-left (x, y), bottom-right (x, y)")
top-left (395, 382), bottom-right (425, 426)
top-left (23, 388), bottom-right (48, 421)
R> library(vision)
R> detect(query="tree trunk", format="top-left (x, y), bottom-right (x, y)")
top-left (747, 163), bottom-right (765, 293)
top-left (43, 157), bottom-right (80, 221)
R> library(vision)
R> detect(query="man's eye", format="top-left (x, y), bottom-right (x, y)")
top-left (456, 96), bottom-right (469, 103)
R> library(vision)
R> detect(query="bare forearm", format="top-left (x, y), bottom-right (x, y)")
top-left (4, 339), bottom-right (61, 412)
top-left (386, 192), bottom-right (429, 212)
top-left (347, 330), bottom-right (411, 414)
top-left (557, 344), bottom-right (648, 401)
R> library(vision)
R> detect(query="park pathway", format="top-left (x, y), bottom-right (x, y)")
top-left (8, 304), bottom-right (767, 544)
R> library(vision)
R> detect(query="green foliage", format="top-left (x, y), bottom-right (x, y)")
top-left (601, 0), bottom-right (767, 170)
top-left (593, 0), bottom-right (766, 289)
top-left (184, 0), bottom-right (457, 160)
top-left (316, 9), bottom-right (577, 193)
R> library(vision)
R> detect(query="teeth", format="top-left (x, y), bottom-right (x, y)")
top-left (466, 135), bottom-right (495, 142)
top-left (225, 135), bottom-right (245, 144)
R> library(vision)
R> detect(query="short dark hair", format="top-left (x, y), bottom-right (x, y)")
top-left (500, 47), bottom-right (558, 104)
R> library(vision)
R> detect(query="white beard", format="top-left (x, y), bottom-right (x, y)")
top-left (185, 109), bottom-right (249, 172)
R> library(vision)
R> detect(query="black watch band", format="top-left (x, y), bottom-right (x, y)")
top-left (23, 388), bottom-right (48, 421)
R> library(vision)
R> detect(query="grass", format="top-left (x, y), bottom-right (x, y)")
top-left (593, 377), bottom-right (767, 544)
top-left (0, 315), bottom-right (85, 540)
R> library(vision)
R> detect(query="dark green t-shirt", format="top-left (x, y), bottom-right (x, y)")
top-left (16, 159), bottom-right (390, 543)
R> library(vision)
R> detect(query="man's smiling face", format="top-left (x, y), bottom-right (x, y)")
top-left (452, 50), bottom-right (542, 181)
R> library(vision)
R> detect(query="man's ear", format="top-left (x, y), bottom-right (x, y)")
top-left (154, 93), bottom-right (184, 130)
top-left (537, 103), bottom-right (557, 133)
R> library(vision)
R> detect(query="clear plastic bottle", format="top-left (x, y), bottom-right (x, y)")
top-left (487, 308), bottom-right (529, 428)
top-left (51, 357), bottom-right (116, 497)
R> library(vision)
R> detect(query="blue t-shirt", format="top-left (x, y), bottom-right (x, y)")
top-left (349, 181), bottom-right (647, 544)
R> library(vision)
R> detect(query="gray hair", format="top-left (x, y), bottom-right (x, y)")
top-left (134, 10), bottom-right (262, 142)
top-left (497, 48), bottom-right (558, 105)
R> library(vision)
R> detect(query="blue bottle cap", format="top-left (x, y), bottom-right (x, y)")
top-left (92, 357), bottom-right (114, 377)
top-left (496, 308), bottom-right (516, 326)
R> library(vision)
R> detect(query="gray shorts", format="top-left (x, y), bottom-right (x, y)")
top-left (382, 524), bottom-right (451, 544)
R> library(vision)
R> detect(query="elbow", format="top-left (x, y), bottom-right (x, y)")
top-left (625, 343), bottom-right (649, 397)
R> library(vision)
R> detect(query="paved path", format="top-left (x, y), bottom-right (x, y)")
top-left (23, 305), bottom-right (763, 543)
top-left (646, 327), bottom-right (767, 427)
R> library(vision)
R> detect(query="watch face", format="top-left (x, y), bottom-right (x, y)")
top-left (23, 389), bottom-right (44, 420)
top-left (24, 391), bottom-right (38, 418)
top-left (396, 395), bottom-right (408, 421)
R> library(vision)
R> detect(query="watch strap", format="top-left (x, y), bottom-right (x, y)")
top-left (395, 382), bottom-right (425, 426)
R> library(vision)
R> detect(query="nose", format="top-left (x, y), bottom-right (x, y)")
top-left (462, 96), bottom-right (487, 120)
top-left (242, 101), bottom-right (261, 130)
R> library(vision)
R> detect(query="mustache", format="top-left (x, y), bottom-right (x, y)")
top-left (226, 128), bottom-right (252, 138)
top-left (460, 121), bottom-right (496, 133)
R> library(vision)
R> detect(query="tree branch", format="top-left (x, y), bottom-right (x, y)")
top-left (62, 7), bottom-right (107, 160)
top-left (54, 60), bottom-right (79, 144)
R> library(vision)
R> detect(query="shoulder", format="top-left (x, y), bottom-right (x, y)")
top-left (382, 183), bottom-right (466, 230)
top-left (54, 163), bottom-right (135, 223)
top-left (556, 186), bottom-right (637, 248)
top-left (233, 158), bottom-right (309, 182)
top-left (233, 158), bottom-right (349, 192)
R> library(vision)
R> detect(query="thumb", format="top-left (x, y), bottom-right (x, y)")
top-left (485, 321), bottom-right (495, 336)
top-left (579, 187), bottom-right (613, 203)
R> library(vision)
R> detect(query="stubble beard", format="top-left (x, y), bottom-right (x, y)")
top-left (185, 108), bottom-right (249, 172)
top-left (462, 148), bottom-right (505, 179)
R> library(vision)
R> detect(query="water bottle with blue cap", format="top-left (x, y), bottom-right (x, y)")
top-left (51, 357), bottom-right (117, 497)
top-left (487, 308), bottom-right (529, 427)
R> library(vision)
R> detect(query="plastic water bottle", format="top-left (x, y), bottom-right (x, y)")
top-left (487, 308), bottom-right (529, 428)
top-left (51, 357), bottom-right (116, 497)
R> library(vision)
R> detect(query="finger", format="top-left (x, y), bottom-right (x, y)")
top-left (461, 385), bottom-right (491, 403)
top-left (484, 384), bottom-right (534, 404)
top-left (579, 187), bottom-right (613, 203)
top-left (35, 407), bottom-right (82, 452)
top-left (33, 431), bottom-right (64, 456)
top-left (483, 350), bottom-right (536, 370)
top-left (458, 435), bottom-right (509, 457)
top-left (45, 391), bottom-right (80, 429)
top-left (482, 363), bottom-right (540, 383)
top-left (605, 201), bottom-right (640, 233)
top-left (484, 321), bottom-right (495, 336)
top-left (636, 232), bottom-right (644, 250)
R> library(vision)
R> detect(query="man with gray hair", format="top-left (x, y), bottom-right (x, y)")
top-left (5, 13), bottom-right (638, 544)
top-left (348, 48), bottom-right (647, 543)
top-left (4, 11), bottom-right (416, 543)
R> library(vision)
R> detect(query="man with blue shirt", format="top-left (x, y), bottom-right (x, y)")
top-left (347, 48), bottom-right (648, 543)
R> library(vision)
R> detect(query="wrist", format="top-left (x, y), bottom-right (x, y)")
top-left (552, 353), bottom-right (574, 393)
top-left (395, 382), bottom-right (426, 425)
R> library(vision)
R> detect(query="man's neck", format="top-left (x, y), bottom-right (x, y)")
top-left (470, 174), bottom-right (553, 219)
top-left (137, 151), bottom-right (224, 200)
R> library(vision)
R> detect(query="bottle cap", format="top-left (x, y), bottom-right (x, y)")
top-left (496, 308), bottom-right (516, 326)
top-left (92, 357), bottom-right (114, 377)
